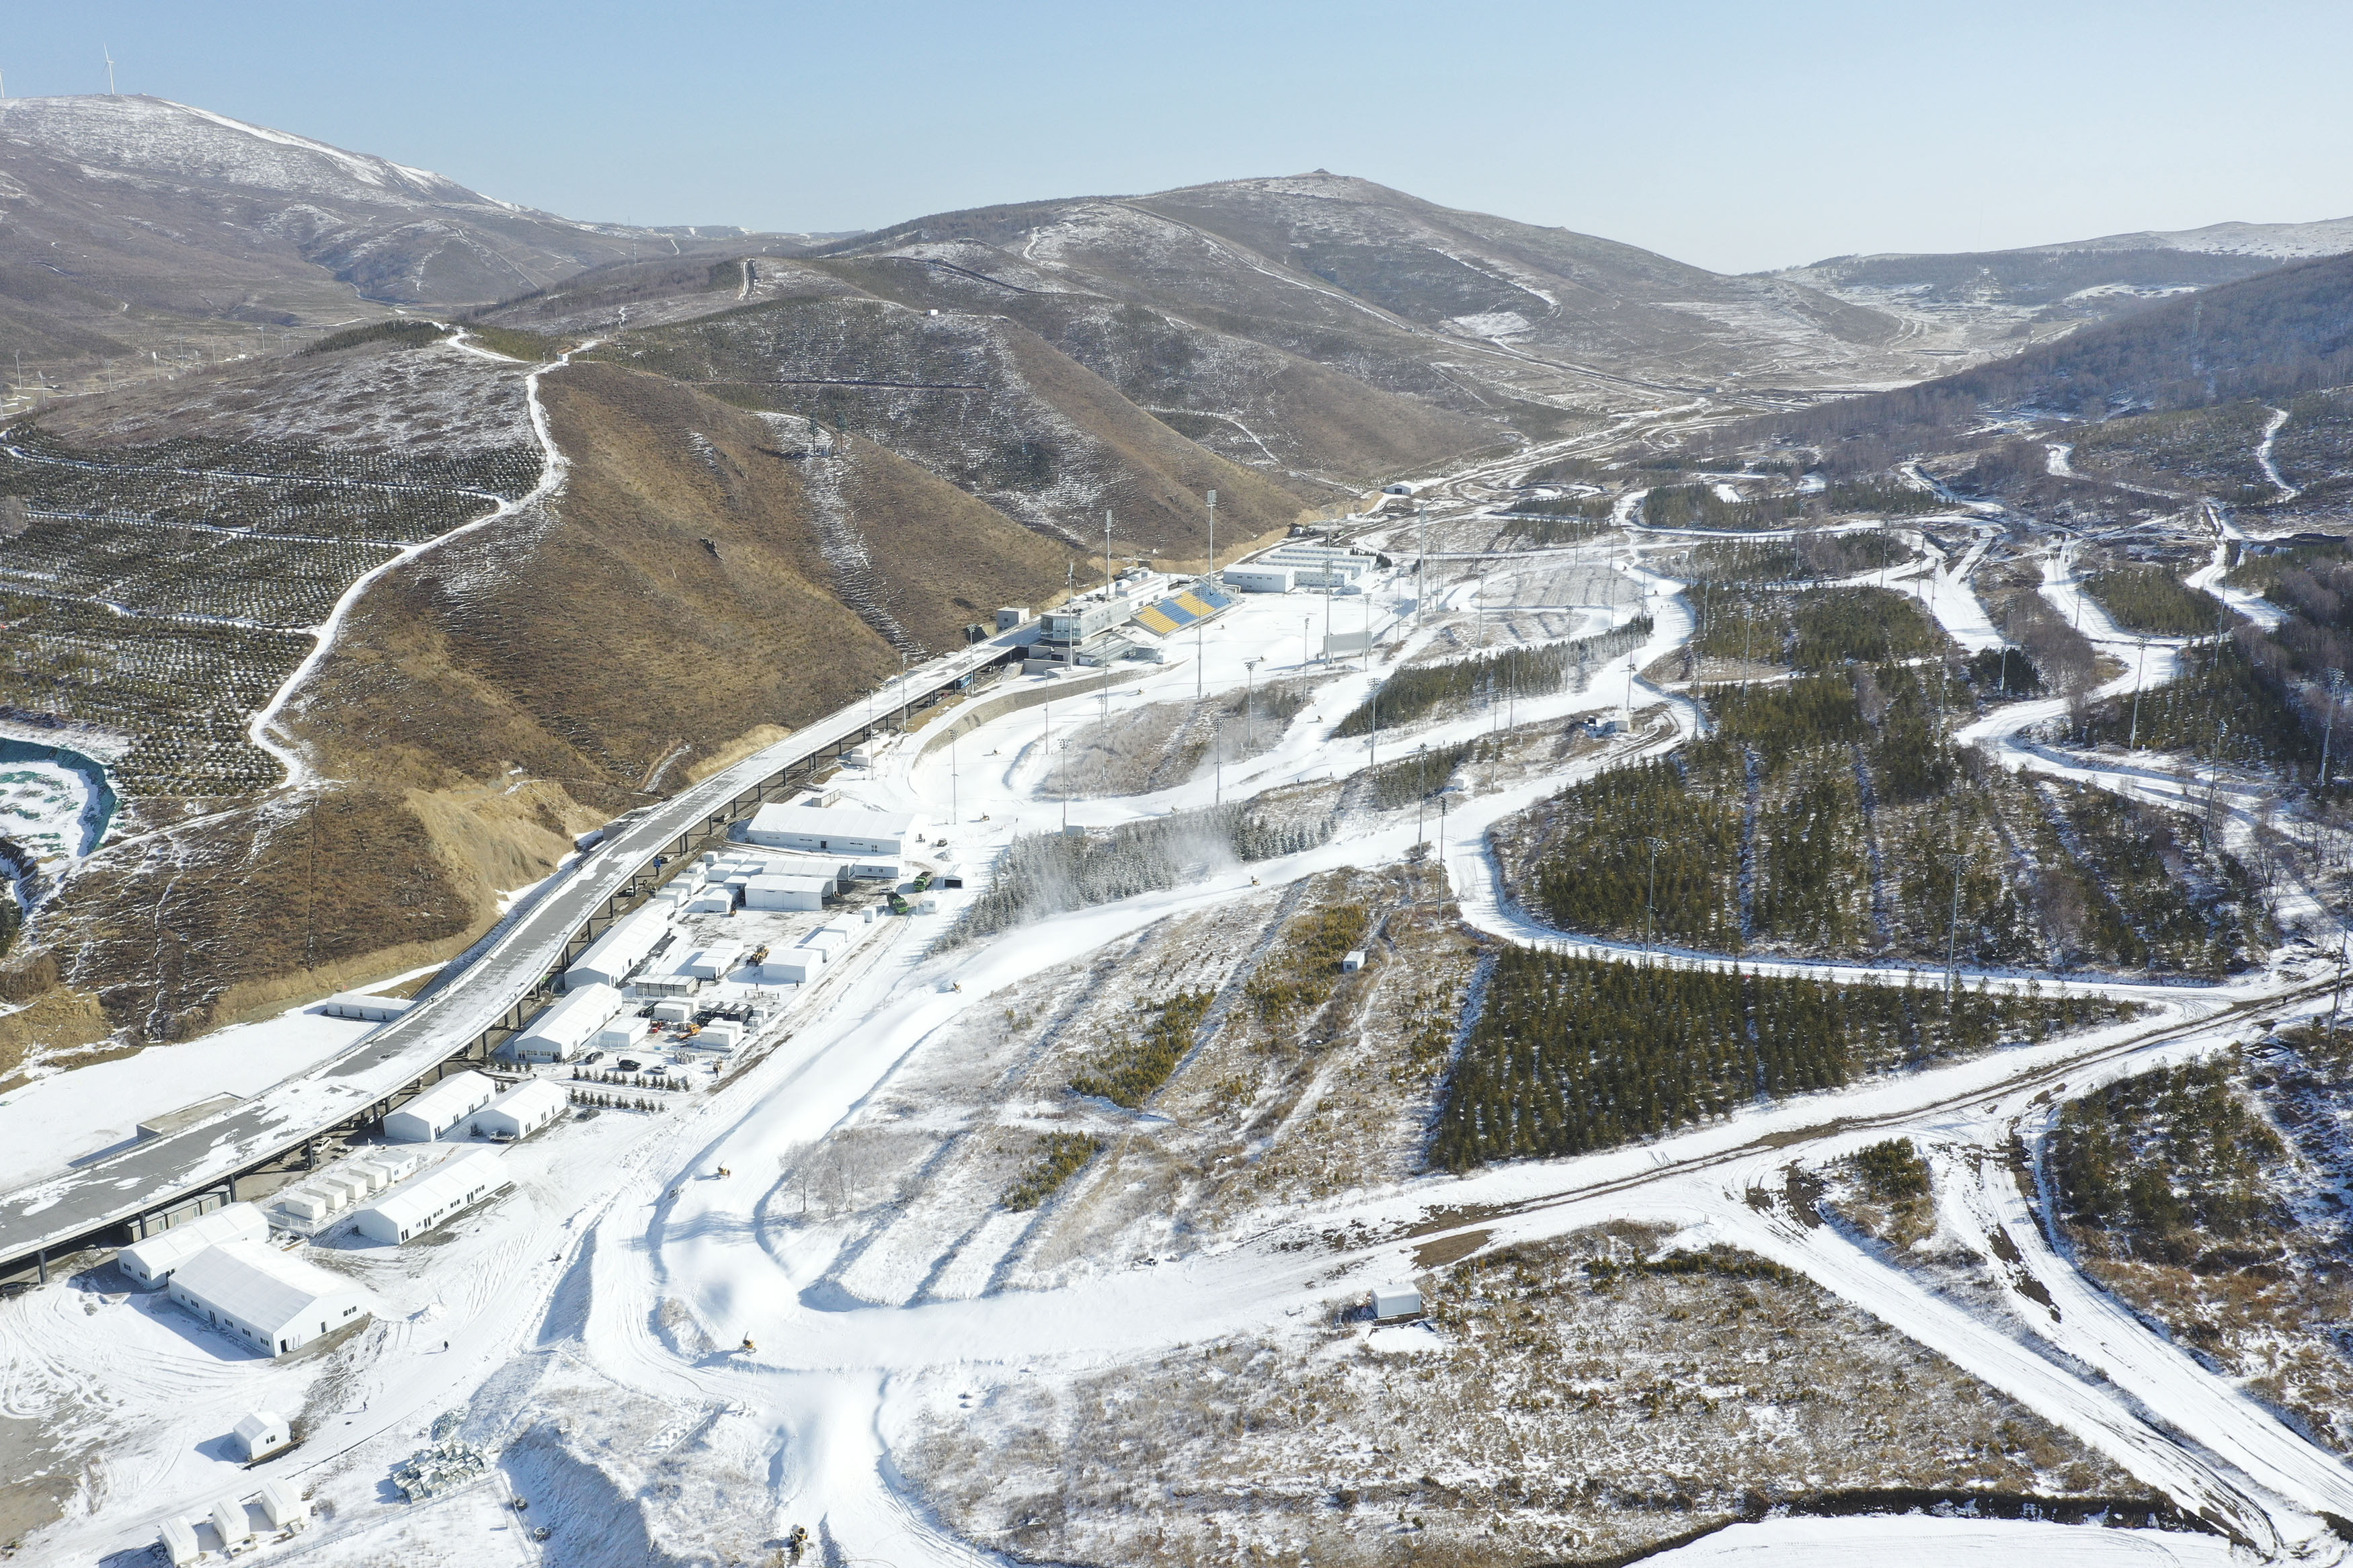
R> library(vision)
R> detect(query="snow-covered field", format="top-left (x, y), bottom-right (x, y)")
top-left (7, 441), bottom-right (2350, 1568)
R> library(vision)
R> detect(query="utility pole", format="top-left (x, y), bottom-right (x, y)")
top-left (950, 729), bottom-right (959, 827)
top-left (1103, 510), bottom-right (1114, 599)
top-left (1369, 686), bottom-right (1379, 771)
top-left (2321, 669), bottom-right (2345, 788)
top-left (1644, 836), bottom-right (1667, 960)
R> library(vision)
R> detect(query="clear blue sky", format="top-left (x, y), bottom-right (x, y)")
top-left (11, 0), bottom-right (2353, 274)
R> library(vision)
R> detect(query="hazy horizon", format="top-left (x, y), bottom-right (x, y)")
top-left (13, 0), bottom-right (2353, 274)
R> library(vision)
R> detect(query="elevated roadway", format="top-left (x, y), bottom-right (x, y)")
top-left (0, 630), bottom-right (1039, 1283)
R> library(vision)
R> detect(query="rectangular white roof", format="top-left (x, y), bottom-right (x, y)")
top-left (356, 1147), bottom-right (509, 1233)
top-left (479, 1079), bottom-right (567, 1124)
top-left (172, 1239), bottom-right (370, 1335)
top-left (397, 1069), bottom-right (500, 1124)
top-left (747, 803), bottom-right (916, 839)
top-left (119, 1202), bottom-right (267, 1277)
top-left (565, 903), bottom-right (672, 982)
top-left (513, 983), bottom-right (624, 1050)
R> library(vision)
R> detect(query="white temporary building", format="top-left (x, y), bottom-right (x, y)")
top-left (209, 1495), bottom-right (253, 1548)
top-left (118, 1202), bottom-right (269, 1288)
top-left (563, 904), bottom-right (673, 991)
top-left (684, 1019), bottom-right (744, 1053)
top-left (594, 1015), bottom-right (651, 1050)
top-left (350, 1147), bottom-right (510, 1244)
top-left (233, 1410), bottom-right (291, 1462)
top-left (157, 1516), bottom-right (200, 1567)
top-left (746, 803), bottom-right (921, 858)
top-left (383, 1070), bottom-right (500, 1141)
top-left (167, 1239), bottom-right (374, 1355)
top-left (257, 1479), bottom-right (309, 1532)
top-left (508, 983), bottom-right (626, 1064)
top-left (760, 952), bottom-right (823, 984)
top-left (1371, 1284), bottom-right (1424, 1322)
top-left (682, 888), bottom-right (733, 915)
top-left (744, 874), bottom-right (830, 911)
top-left (1221, 565), bottom-right (1295, 593)
top-left (684, 943), bottom-right (743, 981)
top-left (472, 1079), bottom-right (568, 1141)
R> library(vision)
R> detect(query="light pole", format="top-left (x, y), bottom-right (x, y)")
top-left (1416, 504), bottom-right (1427, 625)
top-left (1946, 857), bottom-right (1966, 1002)
top-left (1303, 616), bottom-right (1312, 669)
top-left (2321, 669), bottom-right (2345, 788)
top-left (1644, 836), bottom-right (1667, 960)
top-left (1198, 489), bottom-right (1215, 700)
top-left (1416, 743), bottom-right (1429, 843)
top-left (1244, 658), bottom-right (1261, 757)
top-left (2128, 637), bottom-right (2148, 751)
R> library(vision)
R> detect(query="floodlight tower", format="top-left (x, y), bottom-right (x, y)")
top-left (1197, 489), bottom-right (1215, 699)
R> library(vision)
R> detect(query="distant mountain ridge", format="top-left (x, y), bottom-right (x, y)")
top-left (0, 95), bottom-right (826, 366)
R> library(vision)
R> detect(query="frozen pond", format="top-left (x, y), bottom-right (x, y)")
top-left (0, 737), bottom-right (114, 864)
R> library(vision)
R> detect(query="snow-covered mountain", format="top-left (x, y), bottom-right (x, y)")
top-left (2022, 214), bottom-right (2353, 261)
top-left (0, 95), bottom-right (828, 361)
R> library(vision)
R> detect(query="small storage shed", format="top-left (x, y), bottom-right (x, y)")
top-left (257, 1479), bottom-right (310, 1531)
top-left (168, 1241), bottom-right (374, 1356)
top-left (383, 1070), bottom-right (500, 1141)
top-left (683, 889), bottom-right (734, 914)
top-left (350, 1147), bottom-right (510, 1244)
top-left (472, 1080), bottom-right (568, 1141)
top-left (210, 1495), bottom-right (253, 1548)
top-left (684, 1020), bottom-right (743, 1053)
top-left (118, 1202), bottom-right (269, 1289)
top-left (233, 1409), bottom-right (291, 1462)
top-left (1342, 950), bottom-right (1367, 973)
top-left (1371, 1284), bottom-right (1424, 1323)
top-left (651, 999), bottom-right (694, 1024)
top-left (507, 983), bottom-right (626, 1065)
top-left (157, 1516), bottom-right (200, 1567)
